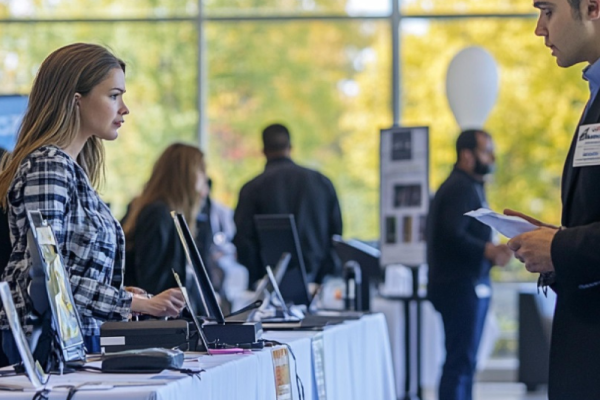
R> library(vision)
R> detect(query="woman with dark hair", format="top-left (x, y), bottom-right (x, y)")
top-left (0, 43), bottom-right (184, 359)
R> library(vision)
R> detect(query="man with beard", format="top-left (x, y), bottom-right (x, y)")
top-left (426, 129), bottom-right (511, 400)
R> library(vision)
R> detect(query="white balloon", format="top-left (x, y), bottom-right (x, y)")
top-left (446, 46), bottom-right (499, 131)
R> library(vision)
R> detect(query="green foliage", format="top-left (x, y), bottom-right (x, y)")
top-left (205, 20), bottom-right (383, 218)
top-left (401, 17), bottom-right (586, 230)
top-left (0, 19), bottom-right (198, 218)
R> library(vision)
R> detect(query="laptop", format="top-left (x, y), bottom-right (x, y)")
top-left (258, 265), bottom-right (347, 330)
top-left (251, 252), bottom-right (291, 304)
top-left (0, 282), bottom-right (48, 390)
top-left (172, 212), bottom-right (261, 350)
top-left (172, 211), bottom-right (225, 324)
top-left (171, 270), bottom-right (213, 354)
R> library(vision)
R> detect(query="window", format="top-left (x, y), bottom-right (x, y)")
top-left (206, 19), bottom-right (391, 239)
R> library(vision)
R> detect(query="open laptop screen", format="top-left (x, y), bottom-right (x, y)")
top-left (0, 282), bottom-right (48, 389)
top-left (171, 270), bottom-right (211, 353)
top-left (252, 252), bottom-right (291, 303)
top-left (171, 212), bottom-right (225, 324)
top-left (254, 214), bottom-right (311, 306)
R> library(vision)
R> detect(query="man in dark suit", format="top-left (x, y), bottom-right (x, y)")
top-left (233, 123), bottom-right (343, 287)
top-left (507, 1), bottom-right (600, 398)
top-left (427, 130), bottom-right (511, 400)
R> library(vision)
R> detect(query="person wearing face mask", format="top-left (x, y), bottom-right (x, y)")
top-left (425, 129), bottom-right (512, 400)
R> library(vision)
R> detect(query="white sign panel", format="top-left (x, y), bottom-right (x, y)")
top-left (380, 126), bottom-right (429, 266)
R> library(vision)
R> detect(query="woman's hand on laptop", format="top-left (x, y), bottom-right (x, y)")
top-left (125, 286), bottom-right (148, 296)
top-left (131, 288), bottom-right (185, 317)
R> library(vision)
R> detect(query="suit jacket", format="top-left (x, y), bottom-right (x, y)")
top-left (233, 157), bottom-right (343, 286)
top-left (548, 92), bottom-right (600, 399)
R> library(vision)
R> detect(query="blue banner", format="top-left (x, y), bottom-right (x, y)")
top-left (0, 95), bottom-right (28, 151)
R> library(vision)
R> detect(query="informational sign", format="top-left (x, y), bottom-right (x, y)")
top-left (312, 333), bottom-right (327, 400)
top-left (0, 95), bottom-right (28, 151)
top-left (380, 126), bottom-right (429, 266)
top-left (271, 347), bottom-right (292, 400)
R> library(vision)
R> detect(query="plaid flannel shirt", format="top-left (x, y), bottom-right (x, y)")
top-left (1, 146), bottom-right (132, 337)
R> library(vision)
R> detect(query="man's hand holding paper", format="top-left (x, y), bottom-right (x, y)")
top-left (507, 226), bottom-right (557, 273)
top-left (503, 209), bottom-right (557, 274)
top-left (466, 208), bottom-right (558, 273)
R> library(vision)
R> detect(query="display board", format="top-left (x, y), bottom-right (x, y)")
top-left (379, 126), bottom-right (429, 266)
top-left (0, 95), bottom-right (28, 151)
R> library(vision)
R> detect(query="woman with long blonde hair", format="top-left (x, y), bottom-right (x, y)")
top-left (0, 43), bottom-right (184, 361)
top-left (122, 143), bottom-right (208, 295)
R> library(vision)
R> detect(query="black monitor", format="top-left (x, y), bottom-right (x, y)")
top-left (254, 214), bottom-right (311, 306)
top-left (331, 235), bottom-right (381, 311)
top-left (172, 212), bottom-right (225, 324)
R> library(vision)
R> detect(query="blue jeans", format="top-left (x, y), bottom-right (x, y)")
top-left (430, 282), bottom-right (490, 400)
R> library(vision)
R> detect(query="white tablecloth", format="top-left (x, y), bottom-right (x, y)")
top-left (0, 314), bottom-right (395, 400)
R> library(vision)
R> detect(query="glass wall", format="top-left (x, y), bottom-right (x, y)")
top-left (205, 20), bottom-right (391, 237)
top-left (402, 0), bottom-right (533, 15)
top-left (0, 19), bottom-right (198, 216)
top-left (204, 0), bottom-right (390, 16)
top-left (0, 1), bottom-right (197, 19)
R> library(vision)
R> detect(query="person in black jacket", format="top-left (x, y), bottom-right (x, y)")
top-left (233, 123), bottom-right (343, 287)
top-left (0, 147), bottom-right (9, 367)
top-left (507, 1), bottom-right (600, 398)
top-left (426, 129), bottom-right (511, 400)
top-left (122, 143), bottom-right (208, 300)
top-left (0, 147), bottom-right (9, 274)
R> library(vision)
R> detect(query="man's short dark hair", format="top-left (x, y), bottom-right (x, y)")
top-left (262, 123), bottom-right (291, 153)
top-left (455, 129), bottom-right (490, 160)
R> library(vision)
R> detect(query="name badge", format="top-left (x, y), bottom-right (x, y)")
top-left (574, 123), bottom-right (600, 167)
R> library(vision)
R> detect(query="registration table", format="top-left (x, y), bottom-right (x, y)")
top-left (0, 314), bottom-right (396, 400)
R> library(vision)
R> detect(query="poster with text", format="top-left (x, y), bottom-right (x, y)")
top-left (0, 95), bottom-right (28, 151)
top-left (380, 126), bottom-right (429, 266)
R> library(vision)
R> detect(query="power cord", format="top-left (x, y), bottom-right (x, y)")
top-left (31, 374), bottom-right (52, 400)
top-left (31, 388), bottom-right (50, 400)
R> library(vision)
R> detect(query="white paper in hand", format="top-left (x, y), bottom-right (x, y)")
top-left (464, 208), bottom-right (538, 238)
